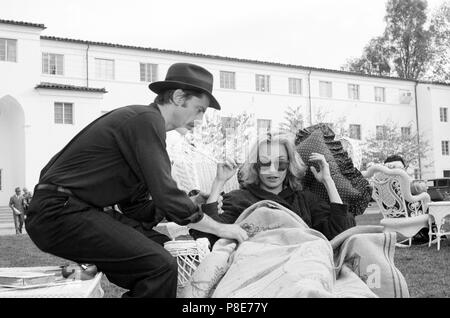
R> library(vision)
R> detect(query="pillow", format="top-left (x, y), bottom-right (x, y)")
top-left (295, 124), bottom-right (372, 216)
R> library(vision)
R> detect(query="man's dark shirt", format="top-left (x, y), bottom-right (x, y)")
top-left (39, 103), bottom-right (203, 226)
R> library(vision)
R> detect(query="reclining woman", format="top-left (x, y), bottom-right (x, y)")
top-left (190, 132), bottom-right (355, 246)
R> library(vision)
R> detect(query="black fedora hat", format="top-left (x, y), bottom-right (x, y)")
top-left (149, 63), bottom-right (220, 110)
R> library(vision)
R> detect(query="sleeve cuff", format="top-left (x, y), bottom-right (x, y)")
top-left (171, 205), bottom-right (205, 226)
top-left (330, 202), bottom-right (349, 215)
top-left (201, 202), bottom-right (219, 217)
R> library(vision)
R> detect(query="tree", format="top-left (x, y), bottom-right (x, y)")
top-left (342, 0), bottom-right (443, 81)
top-left (278, 105), bottom-right (305, 134)
top-left (384, 0), bottom-right (432, 80)
top-left (342, 36), bottom-right (392, 76)
top-left (360, 120), bottom-right (432, 177)
top-left (312, 107), bottom-right (349, 139)
top-left (424, 0), bottom-right (450, 83)
top-left (187, 111), bottom-right (255, 163)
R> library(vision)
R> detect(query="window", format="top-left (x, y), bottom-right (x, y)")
top-left (444, 170), bottom-right (450, 178)
top-left (348, 84), bottom-right (360, 100)
top-left (288, 78), bottom-right (302, 95)
top-left (319, 81), bottom-right (332, 98)
top-left (257, 119), bottom-right (272, 134)
top-left (401, 127), bottom-right (411, 137)
top-left (440, 107), bottom-right (448, 122)
top-left (442, 141), bottom-right (449, 156)
top-left (220, 71), bottom-right (236, 89)
top-left (255, 74), bottom-right (270, 92)
top-left (139, 63), bottom-right (157, 82)
top-left (42, 53), bottom-right (64, 75)
top-left (374, 87), bottom-right (386, 102)
top-left (0, 38), bottom-right (17, 62)
top-left (349, 124), bottom-right (361, 140)
top-left (376, 125), bottom-right (387, 140)
top-left (399, 90), bottom-right (412, 104)
top-left (54, 102), bottom-right (73, 124)
top-left (95, 58), bottom-right (114, 80)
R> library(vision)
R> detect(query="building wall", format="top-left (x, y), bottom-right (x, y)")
top-left (1, 20), bottom-right (449, 204)
top-left (0, 23), bottom-right (42, 203)
top-left (417, 83), bottom-right (450, 179)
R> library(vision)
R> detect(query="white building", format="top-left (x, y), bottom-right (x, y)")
top-left (1, 19), bottom-right (449, 205)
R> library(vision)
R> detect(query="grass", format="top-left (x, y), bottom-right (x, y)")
top-left (1, 212), bottom-right (449, 298)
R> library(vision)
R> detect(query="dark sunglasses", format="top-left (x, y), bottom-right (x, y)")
top-left (256, 159), bottom-right (290, 171)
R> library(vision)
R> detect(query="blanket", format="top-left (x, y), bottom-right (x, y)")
top-left (182, 200), bottom-right (409, 298)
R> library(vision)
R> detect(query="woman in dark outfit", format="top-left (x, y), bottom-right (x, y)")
top-left (191, 133), bottom-right (355, 246)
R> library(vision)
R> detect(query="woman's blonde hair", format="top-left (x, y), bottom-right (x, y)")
top-left (239, 132), bottom-right (307, 191)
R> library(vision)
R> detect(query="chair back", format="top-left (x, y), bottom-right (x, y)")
top-left (364, 164), bottom-right (430, 219)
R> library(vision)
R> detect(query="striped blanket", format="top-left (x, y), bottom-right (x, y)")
top-left (182, 200), bottom-right (408, 298)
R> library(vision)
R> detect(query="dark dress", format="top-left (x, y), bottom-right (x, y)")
top-left (191, 183), bottom-right (356, 246)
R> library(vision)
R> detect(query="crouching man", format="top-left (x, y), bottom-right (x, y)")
top-left (25, 63), bottom-right (248, 298)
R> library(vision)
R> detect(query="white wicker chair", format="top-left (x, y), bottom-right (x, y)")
top-left (364, 164), bottom-right (431, 247)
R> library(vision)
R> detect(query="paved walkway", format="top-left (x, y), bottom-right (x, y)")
top-left (0, 206), bottom-right (27, 236)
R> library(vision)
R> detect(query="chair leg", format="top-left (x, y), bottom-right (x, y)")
top-left (437, 234), bottom-right (441, 251)
top-left (409, 238), bottom-right (412, 247)
top-left (428, 227), bottom-right (433, 247)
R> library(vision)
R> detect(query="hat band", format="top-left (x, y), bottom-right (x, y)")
top-left (166, 75), bottom-right (213, 92)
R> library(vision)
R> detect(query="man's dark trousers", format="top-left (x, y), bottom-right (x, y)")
top-left (25, 189), bottom-right (178, 298)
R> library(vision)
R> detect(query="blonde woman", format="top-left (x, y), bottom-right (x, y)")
top-left (191, 133), bottom-right (355, 245)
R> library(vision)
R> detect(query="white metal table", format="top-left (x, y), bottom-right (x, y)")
top-left (428, 201), bottom-right (450, 251)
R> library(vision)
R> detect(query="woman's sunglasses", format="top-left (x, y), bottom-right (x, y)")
top-left (256, 159), bottom-right (290, 172)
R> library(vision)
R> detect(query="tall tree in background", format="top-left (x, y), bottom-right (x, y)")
top-left (342, 36), bottom-right (392, 76)
top-left (342, 0), bottom-right (449, 81)
top-left (384, 0), bottom-right (431, 79)
top-left (424, 0), bottom-right (450, 82)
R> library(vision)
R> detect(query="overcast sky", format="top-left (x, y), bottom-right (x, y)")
top-left (2, 0), bottom-right (446, 70)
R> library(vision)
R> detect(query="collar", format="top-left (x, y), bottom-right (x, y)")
top-left (245, 183), bottom-right (295, 208)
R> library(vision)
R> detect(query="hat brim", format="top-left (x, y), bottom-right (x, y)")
top-left (149, 81), bottom-right (221, 110)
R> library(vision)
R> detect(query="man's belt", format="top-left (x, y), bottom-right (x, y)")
top-left (35, 184), bottom-right (74, 195)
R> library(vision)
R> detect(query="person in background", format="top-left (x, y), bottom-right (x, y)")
top-left (9, 187), bottom-right (25, 234)
top-left (22, 187), bottom-right (33, 214)
top-left (384, 155), bottom-right (428, 195)
top-left (384, 154), bottom-right (430, 244)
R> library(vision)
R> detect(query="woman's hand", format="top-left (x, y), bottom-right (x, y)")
top-left (309, 152), bottom-right (332, 184)
top-left (309, 152), bottom-right (343, 204)
top-left (215, 158), bottom-right (238, 184)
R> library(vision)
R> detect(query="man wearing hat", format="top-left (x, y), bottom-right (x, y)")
top-left (25, 63), bottom-right (248, 298)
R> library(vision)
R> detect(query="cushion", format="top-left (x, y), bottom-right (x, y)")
top-left (295, 124), bottom-right (372, 216)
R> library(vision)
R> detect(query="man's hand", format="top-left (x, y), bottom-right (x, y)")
top-left (12, 207), bottom-right (21, 216)
top-left (217, 224), bottom-right (248, 244)
top-left (189, 190), bottom-right (209, 206)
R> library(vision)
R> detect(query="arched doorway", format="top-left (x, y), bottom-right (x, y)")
top-left (0, 95), bottom-right (25, 206)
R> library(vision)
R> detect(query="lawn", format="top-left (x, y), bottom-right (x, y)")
top-left (1, 212), bottom-right (449, 298)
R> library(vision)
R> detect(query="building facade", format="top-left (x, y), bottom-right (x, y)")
top-left (1, 19), bottom-right (449, 204)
